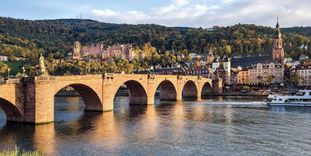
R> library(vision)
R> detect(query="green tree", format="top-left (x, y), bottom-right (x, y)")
top-left (266, 75), bottom-right (275, 84)
top-left (0, 62), bottom-right (8, 77)
top-left (224, 45), bottom-right (232, 56)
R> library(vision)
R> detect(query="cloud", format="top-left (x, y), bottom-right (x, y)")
top-left (91, 9), bottom-right (148, 24)
top-left (89, 0), bottom-right (311, 27)
top-left (172, 0), bottom-right (191, 6)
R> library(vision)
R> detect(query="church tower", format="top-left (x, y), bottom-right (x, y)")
top-left (73, 41), bottom-right (81, 60)
top-left (272, 19), bottom-right (285, 65)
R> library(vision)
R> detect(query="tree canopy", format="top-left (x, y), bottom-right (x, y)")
top-left (0, 17), bottom-right (311, 60)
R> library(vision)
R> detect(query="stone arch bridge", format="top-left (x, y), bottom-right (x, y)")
top-left (0, 74), bottom-right (218, 124)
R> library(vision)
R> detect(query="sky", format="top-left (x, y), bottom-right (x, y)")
top-left (0, 0), bottom-right (310, 28)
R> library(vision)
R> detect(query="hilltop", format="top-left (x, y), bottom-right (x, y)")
top-left (0, 17), bottom-right (311, 60)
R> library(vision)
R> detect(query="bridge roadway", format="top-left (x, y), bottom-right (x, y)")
top-left (0, 73), bottom-right (217, 124)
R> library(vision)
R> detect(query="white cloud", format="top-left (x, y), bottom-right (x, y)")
top-left (91, 9), bottom-right (148, 24)
top-left (172, 0), bottom-right (191, 6)
top-left (89, 0), bottom-right (311, 27)
top-left (92, 9), bottom-right (117, 17)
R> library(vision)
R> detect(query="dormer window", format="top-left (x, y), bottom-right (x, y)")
top-left (257, 63), bottom-right (262, 69)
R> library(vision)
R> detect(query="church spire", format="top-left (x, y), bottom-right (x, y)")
top-left (272, 18), bottom-right (285, 65)
top-left (274, 17), bottom-right (281, 39)
top-left (276, 17), bottom-right (279, 29)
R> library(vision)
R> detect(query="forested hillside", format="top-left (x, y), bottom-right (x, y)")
top-left (0, 17), bottom-right (311, 60)
top-left (283, 27), bottom-right (311, 37)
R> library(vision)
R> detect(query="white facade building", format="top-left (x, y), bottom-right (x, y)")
top-left (248, 62), bottom-right (284, 85)
top-left (296, 64), bottom-right (311, 86)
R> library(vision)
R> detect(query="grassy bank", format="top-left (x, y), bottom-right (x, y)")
top-left (0, 146), bottom-right (42, 156)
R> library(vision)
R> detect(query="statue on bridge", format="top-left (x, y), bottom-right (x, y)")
top-left (39, 54), bottom-right (48, 76)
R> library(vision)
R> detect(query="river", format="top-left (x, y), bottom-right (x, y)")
top-left (0, 96), bottom-right (311, 155)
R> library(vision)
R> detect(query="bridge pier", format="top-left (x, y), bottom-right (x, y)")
top-left (147, 96), bottom-right (155, 105)
top-left (23, 77), bottom-right (55, 124)
top-left (102, 96), bottom-right (113, 112)
top-left (176, 94), bottom-right (182, 101)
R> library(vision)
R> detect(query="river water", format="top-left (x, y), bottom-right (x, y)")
top-left (0, 96), bottom-right (311, 156)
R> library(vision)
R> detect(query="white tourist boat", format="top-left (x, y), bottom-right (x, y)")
top-left (266, 90), bottom-right (311, 106)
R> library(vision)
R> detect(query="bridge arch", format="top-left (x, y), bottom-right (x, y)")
top-left (155, 80), bottom-right (177, 101)
top-left (0, 98), bottom-right (23, 122)
top-left (55, 83), bottom-right (103, 111)
top-left (114, 80), bottom-right (148, 105)
top-left (201, 82), bottom-right (213, 98)
top-left (182, 80), bottom-right (198, 98)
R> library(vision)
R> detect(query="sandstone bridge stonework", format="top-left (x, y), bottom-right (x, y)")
top-left (0, 74), bottom-right (217, 124)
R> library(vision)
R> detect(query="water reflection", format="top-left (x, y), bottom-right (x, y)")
top-left (0, 96), bottom-right (311, 155)
top-left (34, 124), bottom-right (56, 155)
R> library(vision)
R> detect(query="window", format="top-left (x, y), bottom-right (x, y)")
top-left (303, 99), bottom-right (310, 102)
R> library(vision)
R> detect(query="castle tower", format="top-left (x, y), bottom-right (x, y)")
top-left (73, 41), bottom-right (81, 60)
top-left (223, 56), bottom-right (231, 77)
top-left (272, 19), bottom-right (285, 65)
top-left (223, 55), bottom-right (231, 84)
top-left (206, 50), bottom-right (214, 66)
top-left (212, 57), bottom-right (220, 73)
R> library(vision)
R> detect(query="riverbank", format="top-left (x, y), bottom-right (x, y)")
top-left (0, 146), bottom-right (41, 156)
top-left (206, 92), bottom-right (268, 96)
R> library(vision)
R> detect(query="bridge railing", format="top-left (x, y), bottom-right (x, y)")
top-left (0, 78), bottom-right (21, 84)
top-left (103, 73), bottom-right (114, 79)
top-left (35, 76), bottom-right (56, 81)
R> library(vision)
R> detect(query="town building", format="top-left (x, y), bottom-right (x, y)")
top-left (295, 64), bottom-right (311, 86)
top-left (183, 58), bottom-right (211, 78)
top-left (0, 56), bottom-right (8, 61)
top-left (299, 54), bottom-right (309, 61)
top-left (248, 62), bottom-right (284, 85)
top-left (236, 68), bottom-right (249, 85)
top-left (231, 56), bottom-right (271, 68)
top-left (184, 66), bottom-right (210, 78)
top-left (212, 56), bottom-right (231, 84)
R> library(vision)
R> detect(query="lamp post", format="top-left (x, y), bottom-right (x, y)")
top-left (7, 68), bottom-right (10, 80)
top-left (22, 67), bottom-right (25, 76)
